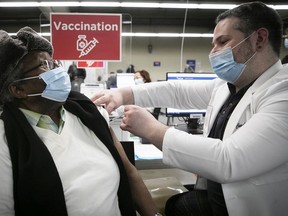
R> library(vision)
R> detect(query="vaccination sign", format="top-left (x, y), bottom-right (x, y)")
top-left (51, 13), bottom-right (122, 61)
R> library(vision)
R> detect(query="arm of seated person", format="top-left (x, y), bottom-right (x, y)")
top-left (109, 128), bottom-right (159, 216)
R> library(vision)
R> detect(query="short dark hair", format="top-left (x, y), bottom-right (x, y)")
top-left (68, 64), bottom-right (86, 81)
top-left (216, 1), bottom-right (283, 56)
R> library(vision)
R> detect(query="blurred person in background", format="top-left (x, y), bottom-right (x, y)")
top-left (67, 63), bottom-right (87, 92)
top-left (134, 70), bottom-right (152, 85)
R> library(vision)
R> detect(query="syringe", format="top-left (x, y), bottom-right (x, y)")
top-left (79, 37), bottom-right (99, 58)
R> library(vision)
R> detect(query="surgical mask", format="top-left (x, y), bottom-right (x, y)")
top-left (284, 38), bottom-right (288, 49)
top-left (15, 67), bottom-right (71, 102)
top-left (134, 78), bottom-right (144, 85)
top-left (209, 32), bottom-right (256, 83)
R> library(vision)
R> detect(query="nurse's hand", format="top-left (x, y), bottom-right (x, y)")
top-left (120, 105), bottom-right (169, 150)
top-left (91, 87), bottom-right (134, 113)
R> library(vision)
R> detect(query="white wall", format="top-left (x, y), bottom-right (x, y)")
top-left (61, 23), bottom-right (288, 83)
top-left (107, 35), bottom-right (288, 82)
top-left (108, 36), bottom-right (214, 82)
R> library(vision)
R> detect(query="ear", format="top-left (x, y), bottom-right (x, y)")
top-left (255, 28), bottom-right (269, 52)
top-left (8, 83), bottom-right (27, 99)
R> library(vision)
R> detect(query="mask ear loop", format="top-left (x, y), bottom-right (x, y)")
top-left (232, 31), bottom-right (257, 50)
top-left (244, 51), bottom-right (257, 65)
top-left (26, 93), bottom-right (42, 97)
top-left (243, 31), bottom-right (258, 65)
top-left (12, 75), bottom-right (40, 83)
top-left (240, 32), bottom-right (258, 84)
top-left (233, 31), bottom-right (257, 65)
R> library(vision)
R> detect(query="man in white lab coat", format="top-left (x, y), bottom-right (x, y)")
top-left (92, 2), bottom-right (288, 216)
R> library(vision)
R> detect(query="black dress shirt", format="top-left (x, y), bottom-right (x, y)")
top-left (207, 82), bottom-right (253, 216)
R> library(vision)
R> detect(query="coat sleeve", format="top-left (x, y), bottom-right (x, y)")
top-left (131, 79), bottom-right (219, 109)
top-left (162, 80), bottom-right (288, 184)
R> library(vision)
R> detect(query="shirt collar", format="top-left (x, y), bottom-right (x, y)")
top-left (19, 107), bottom-right (66, 134)
top-left (227, 80), bottom-right (255, 95)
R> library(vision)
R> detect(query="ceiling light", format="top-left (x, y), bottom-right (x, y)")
top-left (80, 2), bottom-right (121, 7)
top-left (0, 2), bottom-right (287, 10)
top-left (272, 5), bottom-right (288, 10)
top-left (3, 1), bottom-right (287, 39)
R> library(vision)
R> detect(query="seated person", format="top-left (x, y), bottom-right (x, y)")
top-left (106, 71), bottom-right (117, 89)
top-left (126, 64), bottom-right (135, 73)
top-left (67, 63), bottom-right (87, 92)
top-left (133, 70), bottom-right (159, 117)
top-left (0, 27), bottom-right (158, 216)
top-left (134, 70), bottom-right (152, 85)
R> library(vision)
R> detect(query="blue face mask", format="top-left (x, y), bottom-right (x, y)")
top-left (17, 67), bottom-right (71, 102)
top-left (284, 38), bottom-right (288, 49)
top-left (209, 32), bottom-right (256, 83)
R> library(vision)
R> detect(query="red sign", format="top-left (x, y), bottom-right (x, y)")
top-left (77, 61), bottom-right (104, 68)
top-left (51, 13), bottom-right (122, 61)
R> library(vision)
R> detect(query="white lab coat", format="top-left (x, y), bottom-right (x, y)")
top-left (132, 61), bottom-right (288, 216)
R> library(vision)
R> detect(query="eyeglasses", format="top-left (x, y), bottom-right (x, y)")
top-left (12, 59), bottom-right (63, 83)
top-left (22, 59), bottom-right (62, 75)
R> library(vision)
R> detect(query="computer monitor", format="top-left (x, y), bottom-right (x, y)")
top-left (165, 72), bottom-right (217, 117)
top-left (80, 82), bottom-right (106, 98)
top-left (116, 73), bottom-right (135, 88)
